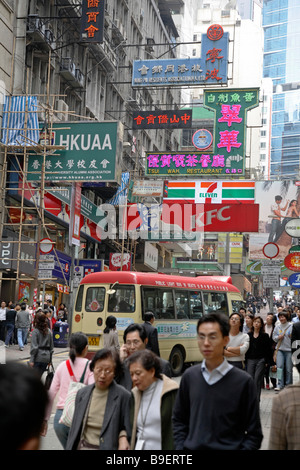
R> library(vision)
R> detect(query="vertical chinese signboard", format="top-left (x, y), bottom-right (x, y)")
top-left (203, 88), bottom-right (259, 176)
top-left (81, 0), bottom-right (105, 43)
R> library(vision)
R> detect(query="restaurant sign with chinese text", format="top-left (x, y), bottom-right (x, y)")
top-left (145, 88), bottom-right (259, 177)
top-left (132, 25), bottom-right (229, 87)
top-left (132, 110), bottom-right (192, 130)
top-left (27, 121), bottom-right (123, 183)
top-left (203, 88), bottom-right (259, 175)
top-left (80, 0), bottom-right (105, 43)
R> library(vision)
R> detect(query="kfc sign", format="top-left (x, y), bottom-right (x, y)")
top-left (109, 253), bottom-right (131, 271)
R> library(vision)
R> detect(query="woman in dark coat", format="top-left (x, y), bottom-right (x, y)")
top-left (66, 348), bottom-right (131, 450)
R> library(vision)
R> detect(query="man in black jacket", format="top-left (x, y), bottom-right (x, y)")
top-left (143, 311), bottom-right (160, 357)
top-left (172, 312), bottom-right (263, 450)
top-left (117, 323), bottom-right (171, 390)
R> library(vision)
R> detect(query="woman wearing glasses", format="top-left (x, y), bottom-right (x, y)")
top-left (66, 348), bottom-right (131, 450)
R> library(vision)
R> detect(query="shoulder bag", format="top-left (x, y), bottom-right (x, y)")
top-left (44, 361), bottom-right (55, 390)
top-left (59, 359), bottom-right (90, 427)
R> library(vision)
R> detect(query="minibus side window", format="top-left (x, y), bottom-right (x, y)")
top-left (75, 285), bottom-right (84, 311)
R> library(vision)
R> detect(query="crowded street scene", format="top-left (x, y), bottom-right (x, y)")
top-left (1, 0), bottom-right (300, 460)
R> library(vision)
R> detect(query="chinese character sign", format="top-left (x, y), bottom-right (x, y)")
top-left (81, 0), bottom-right (105, 43)
top-left (132, 26), bottom-right (229, 87)
top-left (132, 110), bottom-right (192, 130)
top-left (204, 88), bottom-right (259, 175)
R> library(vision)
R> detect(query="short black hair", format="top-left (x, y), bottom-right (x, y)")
top-left (123, 323), bottom-right (147, 343)
top-left (144, 311), bottom-right (154, 322)
top-left (90, 347), bottom-right (122, 378)
top-left (0, 362), bottom-right (48, 449)
top-left (197, 312), bottom-right (230, 337)
top-left (229, 312), bottom-right (244, 332)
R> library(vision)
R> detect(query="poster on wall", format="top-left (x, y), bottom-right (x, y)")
top-left (249, 181), bottom-right (300, 260)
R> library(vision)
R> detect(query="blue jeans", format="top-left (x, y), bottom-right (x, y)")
top-left (17, 328), bottom-right (28, 348)
top-left (53, 409), bottom-right (70, 449)
top-left (276, 350), bottom-right (293, 389)
top-left (268, 218), bottom-right (281, 242)
top-left (5, 323), bottom-right (15, 345)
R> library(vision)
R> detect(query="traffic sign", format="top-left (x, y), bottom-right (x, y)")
top-left (262, 242), bottom-right (279, 259)
top-left (261, 265), bottom-right (281, 275)
top-left (263, 275), bottom-right (280, 288)
top-left (40, 238), bottom-right (54, 254)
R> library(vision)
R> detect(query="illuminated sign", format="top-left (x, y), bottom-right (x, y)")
top-left (132, 110), bottom-right (192, 130)
top-left (203, 88), bottom-right (259, 176)
top-left (81, 0), bottom-right (105, 43)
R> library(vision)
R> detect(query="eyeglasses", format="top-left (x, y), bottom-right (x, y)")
top-left (94, 367), bottom-right (114, 376)
top-left (125, 340), bottom-right (142, 347)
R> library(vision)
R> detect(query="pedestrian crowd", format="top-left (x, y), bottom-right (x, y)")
top-left (0, 298), bottom-right (68, 351)
top-left (1, 303), bottom-right (300, 451)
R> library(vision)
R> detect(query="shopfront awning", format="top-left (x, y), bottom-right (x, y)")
top-left (1, 95), bottom-right (40, 147)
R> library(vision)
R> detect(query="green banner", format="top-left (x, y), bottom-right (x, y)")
top-left (27, 121), bottom-right (123, 183)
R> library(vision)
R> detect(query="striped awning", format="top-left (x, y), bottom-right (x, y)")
top-left (1, 95), bottom-right (39, 147)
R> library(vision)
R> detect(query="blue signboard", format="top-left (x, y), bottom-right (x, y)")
top-left (53, 251), bottom-right (72, 282)
top-left (289, 273), bottom-right (300, 288)
top-left (132, 27), bottom-right (228, 87)
top-left (78, 259), bottom-right (102, 275)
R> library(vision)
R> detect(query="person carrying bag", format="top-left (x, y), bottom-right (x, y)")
top-left (42, 332), bottom-right (94, 449)
top-left (59, 359), bottom-right (90, 427)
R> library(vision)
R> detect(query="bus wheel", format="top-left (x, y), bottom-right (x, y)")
top-left (169, 347), bottom-right (184, 377)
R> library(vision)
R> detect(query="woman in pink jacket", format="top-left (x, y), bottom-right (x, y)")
top-left (42, 332), bottom-right (94, 449)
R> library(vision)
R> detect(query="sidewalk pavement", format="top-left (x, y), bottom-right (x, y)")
top-left (3, 341), bottom-right (297, 451)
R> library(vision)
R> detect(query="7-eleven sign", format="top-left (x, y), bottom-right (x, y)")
top-left (195, 181), bottom-right (222, 204)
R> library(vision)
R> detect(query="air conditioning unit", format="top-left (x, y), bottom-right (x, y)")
top-left (56, 99), bottom-right (69, 121)
top-left (44, 29), bottom-right (55, 47)
top-left (27, 14), bottom-right (45, 35)
top-left (75, 68), bottom-right (84, 87)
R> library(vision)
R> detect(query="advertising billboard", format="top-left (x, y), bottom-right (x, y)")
top-left (249, 181), bottom-right (300, 260)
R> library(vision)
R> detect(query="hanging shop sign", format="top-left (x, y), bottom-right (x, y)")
top-left (109, 253), bottom-right (132, 271)
top-left (289, 273), bottom-right (300, 288)
top-left (163, 180), bottom-right (255, 204)
top-left (27, 121), bottom-right (123, 183)
top-left (284, 252), bottom-right (300, 272)
top-left (0, 233), bottom-right (36, 275)
top-left (132, 25), bottom-right (229, 87)
top-left (203, 88), bottom-right (259, 176)
top-left (284, 218), bottom-right (300, 238)
top-left (145, 86), bottom-right (259, 177)
top-left (80, 0), bottom-right (105, 43)
top-left (132, 109), bottom-right (192, 129)
top-left (124, 202), bottom-right (259, 241)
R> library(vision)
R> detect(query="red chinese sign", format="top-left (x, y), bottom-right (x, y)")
top-left (81, 0), bottom-right (105, 43)
top-left (132, 110), bottom-right (192, 130)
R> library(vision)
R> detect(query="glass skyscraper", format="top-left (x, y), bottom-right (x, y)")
top-left (263, 0), bottom-right (300, 178)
